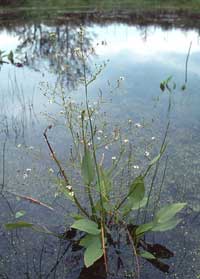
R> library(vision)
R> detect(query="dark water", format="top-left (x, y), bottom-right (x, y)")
top-left (0, 8), bottom-right (200, 279)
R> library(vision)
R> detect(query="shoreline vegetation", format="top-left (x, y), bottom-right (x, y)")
top-left (1, 1), bottom-right (200, 30)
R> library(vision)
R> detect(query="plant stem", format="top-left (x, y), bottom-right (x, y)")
top-left (80, 27), bottom-right (107, 270)
top-left (143, 120), bottom-right (170, 223)
top-left (43, 125), bottom-right (89, 218)
top-left (81, 112), bottom-right (97, 218)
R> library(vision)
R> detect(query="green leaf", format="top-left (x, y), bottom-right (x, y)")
top-left (140, 251), bottom-right (156, 260)
top-left (152, 218), bottom-right (182, 232)
top-left (80, 234), bottom-right (94, 247)
top-left (81, 147), bottom-right (95, 185)
top-left (99, 167), bottom-right (112, 199)
top-left (80, 234), bottom-right (103, 267)
top-left (131, 196), bottom-right (148, 210)
top-left (5, 222), bottom-right (60, 238)
top-left (15, 210), bottom-right (26, 219)
top-left (160, 82), bottom-right (165, 92)
top-left (70, 214), bottom-right (85, 220)
top-left (7, 51), bottom-right (14, 64)
top-left (136, 222), bottom-right (154, 235)
top-left (154, 203), bottom-right (186, 223)
top-left (5, 221), bottom-right (34, 230)
top-left (122, 176), bottom-right (145, 215)
top-left (71, 219), bottom-right (100, 235)
top-left (150, 153), bottom-right (161, 166)
top-left (95, 198), bottom-right (113, 213)
top-left (136, 203), bottom-right (186, 236)
top-left (32, 224), bottom-right (58, 236)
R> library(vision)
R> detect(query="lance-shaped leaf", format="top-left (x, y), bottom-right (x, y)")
top-left (71, 219), bottom-right (100, 235)
top-left (154, 203), bottom-right (186, 223)
top-left (136, 222), bottom-right (154, 235)
top-left (136, 203), bottom-right (186, 235)
top-left (152, 218), bottom-right (182, 232)
top-left (139, 251), bottom-right (156, 260)
top-left (81, 147), bottom-right (95, 185)
top-left (5, 222), bottom-right (60, 237)
top-left (98, 166), bottom-right (112, 199)
top-left (5, 221), bottom-right (34, 230)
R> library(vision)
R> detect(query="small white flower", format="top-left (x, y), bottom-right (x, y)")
top-left (133, 165), bottom-right (139, 169)
top-left (119, 76), bottom-right (125, 81)
top-left (112, 156), bottom-right (116, 160)
top-left (123, 139), bottom-right (129, 144)
top-left (17, 144), bottom-right (22, 148)
top-left (60, 110), bottom-right (64, 114)
top-left (88, 142), bottom-right (92, 147)
top-left (105, 145), bottom-right (109, 150)
top-left (48, 168), bottom-right (54, 174)
top-left (151, 137), bottom-right (155, 140)
top-left (23, 173), bottom-right (28, 179)
top-left (77, 115), bottom-right (82, 119)
top-left (135, 123), bottom-right (142, 128)
top-left (128, 119), bottom-right (132, 124)
top-left (26, 168), bottom-right (31, 173)
top-left (69, 191), bottom-right (74, 197)
top-left (144, 151), bottom-right (150, 157)
top-left (66, 185), bottom-right (72, 191)
top-left (74, 47), bottom-right (81, 53)
top-left (98, 130), bottom-right (103, 134)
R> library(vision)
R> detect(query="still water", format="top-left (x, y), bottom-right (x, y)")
top-left (0, 11), bottom-right (199, 279)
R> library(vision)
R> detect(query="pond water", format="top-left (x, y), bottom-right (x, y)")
top-left (0, 7), bottom-right (200, 279)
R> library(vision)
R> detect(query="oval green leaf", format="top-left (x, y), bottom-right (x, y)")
top-left (71, 219), bottom-right (100, 235)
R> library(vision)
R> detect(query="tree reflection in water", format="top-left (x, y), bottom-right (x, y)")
top-left (15, 23), bottom-right (96, 90)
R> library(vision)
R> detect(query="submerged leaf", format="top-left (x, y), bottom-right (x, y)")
top-left (147, 258), bottom-right (170, 273)
top-left (71, 219), bottom-right (100, 235)
top-left (143, 243), bottom-right (174, 259)
top-left (5, 221), bottom-right (33, 230)
top-left (15, 210), bottom-right (26, 219)
top-left (5, 222), bottom-right (59, 238)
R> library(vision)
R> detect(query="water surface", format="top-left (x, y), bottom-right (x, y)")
top-left (0, 8), bottom-right (199, 279)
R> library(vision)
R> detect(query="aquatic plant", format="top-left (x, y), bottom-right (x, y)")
top-left (4, 27), bottom-right (186, 277)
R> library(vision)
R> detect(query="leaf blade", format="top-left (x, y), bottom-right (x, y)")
top-left (81, 147), bottom-right (95, 185)
top-left (71, 219), bottom-right (100, 235)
